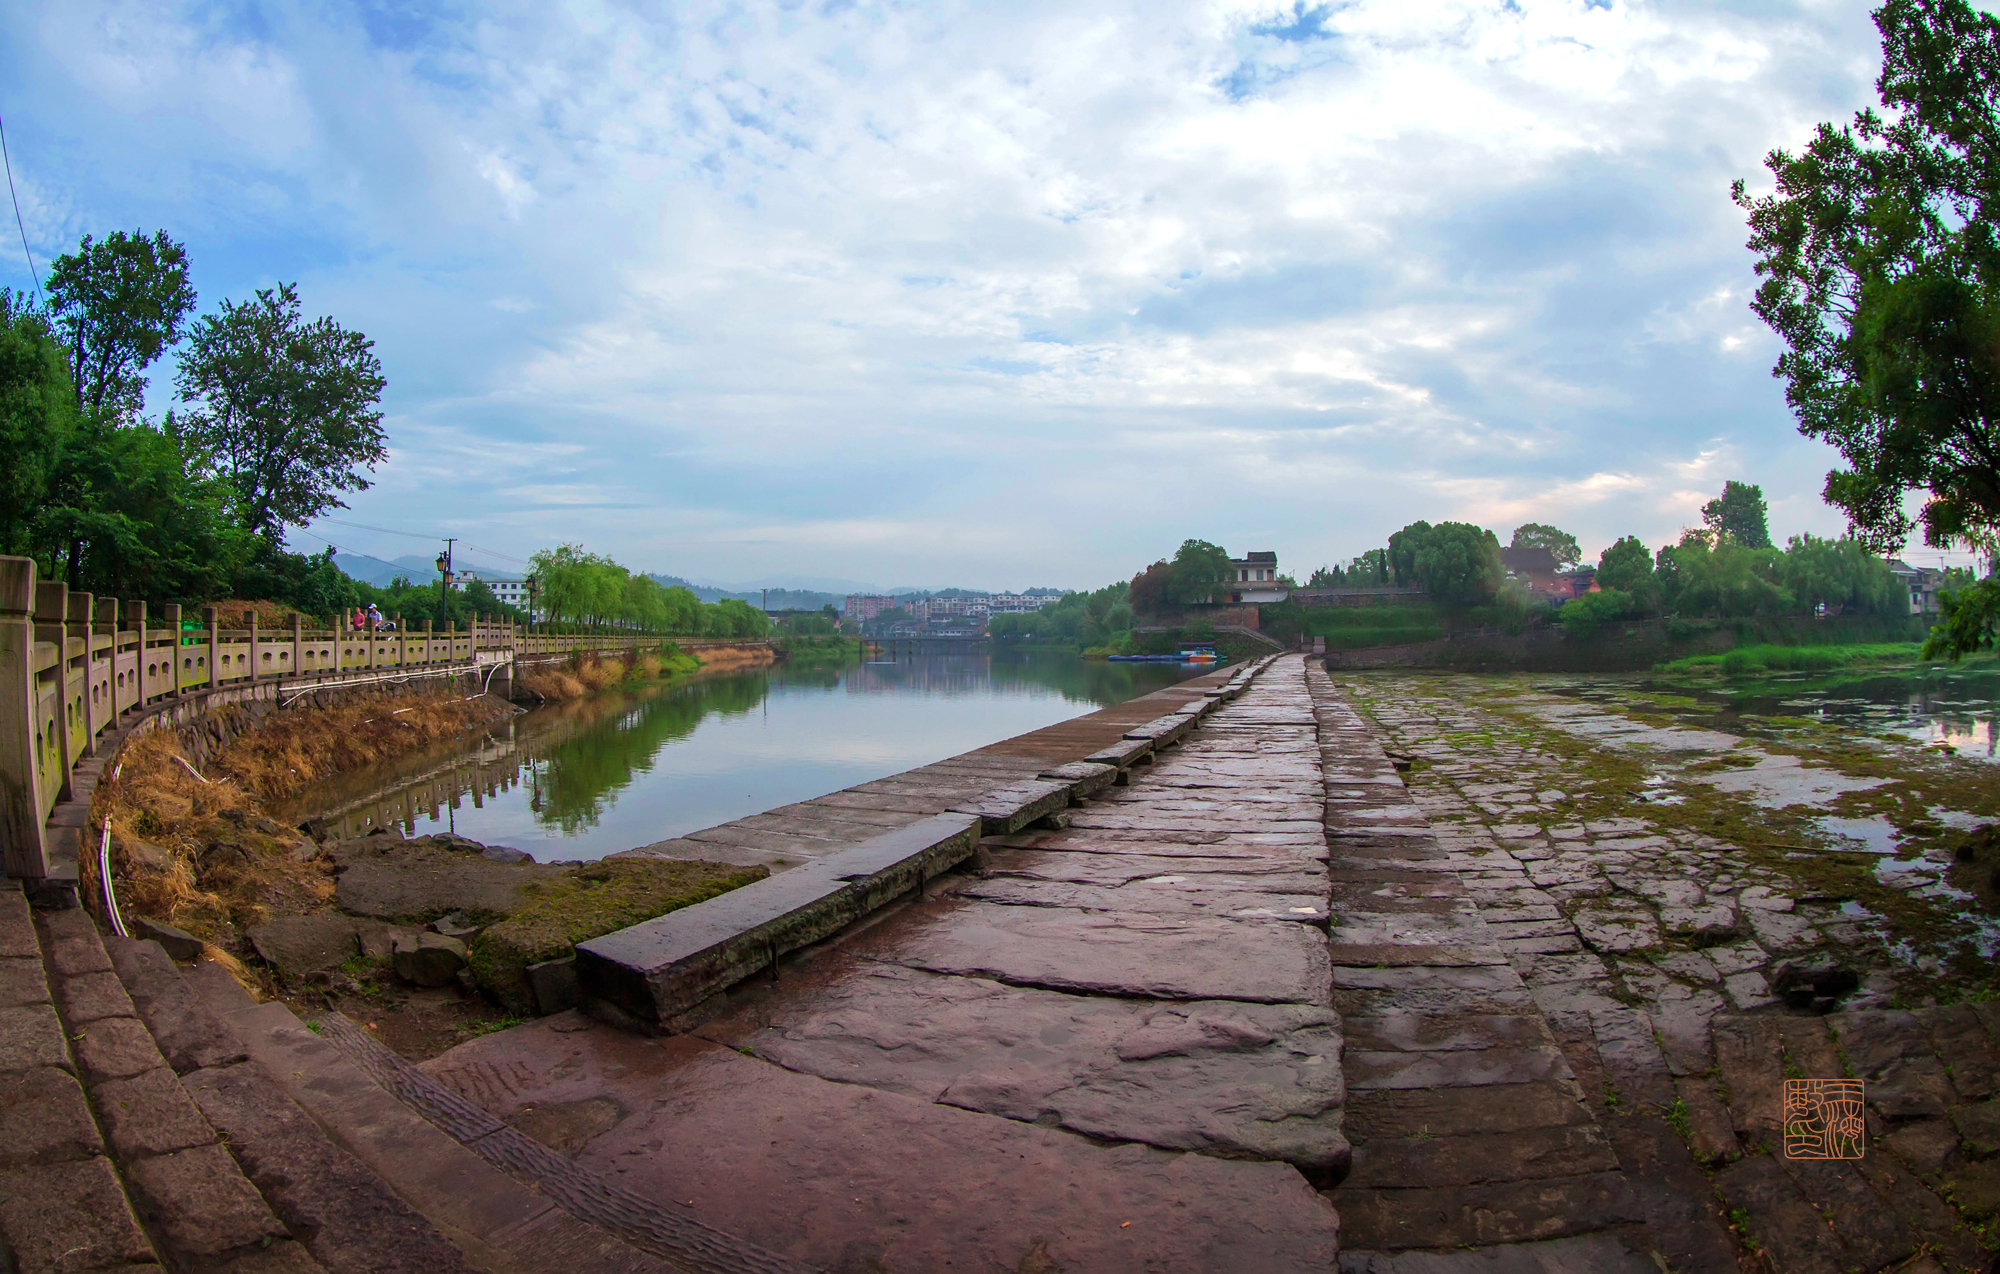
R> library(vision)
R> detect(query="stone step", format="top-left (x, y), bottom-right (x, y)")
top-left (181, 961), bottom-right (814, 1274)
top-left (3, 887), bottom-right (326, 1273)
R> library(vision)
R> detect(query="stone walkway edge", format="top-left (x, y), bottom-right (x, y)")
top-left (574, 657), bottom-right (1280, 1032)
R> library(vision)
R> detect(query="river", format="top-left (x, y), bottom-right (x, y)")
top-left (278, 651), bottom-right (1212, 861)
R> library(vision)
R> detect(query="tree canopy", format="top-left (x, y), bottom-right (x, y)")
top-left (45, 230), bottom-right (196, 422)
top-left (175, 282), bottom-right (387, 540)
top-left (1736, 0), bottom-right (2000, 556)
top-left (1170, 539), bottom-right (1233, 605)
top-left (1700, 481), bottom-right (1772, 549)
top-left (1390, 521), bottom-right (1503, 604)
top-left (1509, 523), bottom-right (1581, 568)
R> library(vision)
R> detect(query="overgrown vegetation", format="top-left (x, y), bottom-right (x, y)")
top-left (468, 858), bottom-right (768, 1012)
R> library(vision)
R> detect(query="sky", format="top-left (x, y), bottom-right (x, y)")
top-left (0, 0), bottom-right (1972, 591)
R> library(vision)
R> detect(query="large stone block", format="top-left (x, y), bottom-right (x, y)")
top-left (107, 938), bottom-right (248, 1074)
top-left (0, 1065), bottom-right (102, 1167)
top-left (578, 815), bottom-right (980, 1025)
top-left (73, 1014), bottom-right (165, 1083)
top-left (0, 1158), bottom-right (158, 1269)
top-left (126, 1142), bottom-right (290, 1259)
top-left (0, 1003), bottom-right (71, 1071)
top-left (96, 1066), bottom-right (218, 1159)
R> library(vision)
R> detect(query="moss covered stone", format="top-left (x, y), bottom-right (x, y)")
top-left (469, 858), bottom-right (767, 1013)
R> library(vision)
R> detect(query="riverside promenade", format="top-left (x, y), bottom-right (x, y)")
top-left (20, 652), bottom-right (1997, 1271)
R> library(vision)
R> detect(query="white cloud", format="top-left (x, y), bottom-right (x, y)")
top-left (0, 0), bottom-right (1894, 585)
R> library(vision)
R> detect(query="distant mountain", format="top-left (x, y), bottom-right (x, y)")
top-left (333, 553), bottom-right (520, 589)
top-left (646, 574), bottom-right (841, 610)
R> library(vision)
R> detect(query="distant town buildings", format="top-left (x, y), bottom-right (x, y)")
top-left (455, 570), bottom-right (534, 616)
top-left (843, 591), bottom-right (1062, 632)
top-left (1226, 552), bottom-right (1288, 604)
top-left (1887, 560), bottom-right (1947, 615)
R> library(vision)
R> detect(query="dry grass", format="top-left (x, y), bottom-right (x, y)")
top-left (214, 691), bottom-right (513, 802)
top-left (90, 730), bottom-right (332, 942)
top-left (88, 689), bottom-right (513, 944)
top-left (693, 644), bottom-right (775, 671)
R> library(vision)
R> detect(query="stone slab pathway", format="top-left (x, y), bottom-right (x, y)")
top-left (421, 657), bottom-right (1344, 1271)
top-left (1331, 671), bottom-right (2000, 1273)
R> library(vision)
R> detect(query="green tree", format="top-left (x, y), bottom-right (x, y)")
top-left (1701, 481), bottom-right (1772, 549)
top-left (1776, 534), bottom-right (1904, 616)
top-left (1596, 536), bottom-right (1660, 613)
top-left (44, 230), bottom-right (196, 421)
top-left (1128, 560), bottom-right (1172, 615)
top-left (1735, 0), bottom-right (2000, 566)
top-left (175, 282), bottom-right (387, 540)
top-left (1387, 522), bottom-right (1433, 585)
top-left (0, 292), bottom-right (76, 559)
top-left (1170, 539), bottom-right (1233, 605)
top-left (1391, 521), bottom-right (1503, 604)
top-left (1509, 522), bottom-right (1582, 568)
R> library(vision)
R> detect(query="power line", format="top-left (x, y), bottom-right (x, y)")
top-left (315, 517), bottom-right (531, 567)
top-left (0, 107), bottom-right (41, 306)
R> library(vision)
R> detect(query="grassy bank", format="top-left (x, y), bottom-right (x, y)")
top-left (1659, 642), bottom-right (1928, 676)
top-left (517, 641), bottom-right (778, 701)
top-left (776, 634), bottom-right (860, 662)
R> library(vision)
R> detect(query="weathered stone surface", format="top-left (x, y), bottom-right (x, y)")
top-left (0, 886), bottom-right (39, 958)
top-left (0, 1158), bottom-right (158, 1269)
top-left (1951, 1098), bottom-right (2000, 1159)
top-left (1943, 1159), bottom-right (2000, 1218)
top-left (183, 1061), bottom-right (483, 1274)
top-left (1345, 1123), bottom-right (1619, 1190)
top-left (249, 913), bottom-right (361, 975)
top-left (55, 968), bottom-right (136, 1023)
top-left (1334, 1173), bottom-right (1643, 1250)
top-left (392, 931), bottom-right (468, 988)
top-left (1712, 1015), bottom-right (1784, 1138)
top-left (957, 873), bottom-right (1329, 923)
top-left (1917, 1003), bottom-right (2000, 1101)
top-left (0, 1003), bottom-right (73, 1072)
top-left (107, 938), bottom-right (248, 1074)
top-left (132, 915), bottom-right (205, 961)
top-left (216, 1239), bottom-right (326, 1272)
top-left (1779, 1157), bottom-right (1916, 1271)
top-left (1832, 1010), bottom-right (1956, 1121)
top-left (1338, 1233), bottom-right (1657, 1273)
top-left (0, 1065), bottom-right (102, 1167)
top-left (429, 1029), bottom-right (1340, 1273)
top-left (1884, 1119), bottom-right (1960, 1176)
top-left (0, 954), bottom-right (49, 1007)
top-left (1345, 1045), bottom-right (1572, 1091)
top-left (329, 834), bottom-right (571, 921)
top-left (126, 1142), bottom-right (290, 1258)
top-left (1711, 1155), bottom-right (1852, 1270)
top-left (39, 906), bottom-right (113, 976)
top-left (739, 963), bottom-right (1347, 1169)
top-left (72, 1013), bottom-right (165, 1082)
top-left (96, 1066), bottom-right (217, 1158)
top-left (885, 901), bottom-right (1332, 1004)
top-left (1672, 1076), bottom-right (1739, 1164)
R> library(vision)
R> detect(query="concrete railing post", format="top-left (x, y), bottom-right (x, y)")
top-left (160, 604), bottom-right (181, 699)
top-left (0, 557), bottom-right (49, 880)
top-left (248, 610), bottom-right (259, 684)
top-left (68, 592), bottom-right (96, 748)
top-left (292, 614), bottom-right (303, 681)
top-left (34, 584), bottom-right (71, 800)
top-left (204, 606), bottom-right (220, 689)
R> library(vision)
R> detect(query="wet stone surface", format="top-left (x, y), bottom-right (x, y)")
top-left (1330, 670), bottom-right (2000, 1272)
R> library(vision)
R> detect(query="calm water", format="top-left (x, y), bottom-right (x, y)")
top-left (280, 652), bottom-right (1209, 861)
top-left (1642, 661), bottom-right (2000, 761)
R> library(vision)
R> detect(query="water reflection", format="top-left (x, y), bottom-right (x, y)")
top-left (1645, 663), bottom-right (2000, 761)
top-left (277, 652), bottom-right (1207, 861)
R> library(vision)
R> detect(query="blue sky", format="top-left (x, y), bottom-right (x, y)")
top-left (1, 0), bottom-right (1961, 590)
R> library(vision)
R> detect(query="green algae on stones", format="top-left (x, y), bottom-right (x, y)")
top-left (469, 858), bottom-right (768, 1013)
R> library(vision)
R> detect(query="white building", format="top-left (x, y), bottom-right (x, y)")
top-left (458, 571), bottom-right (533, 617)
